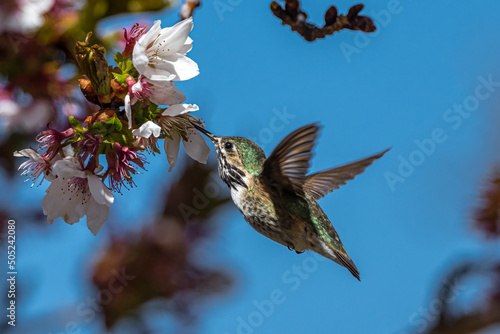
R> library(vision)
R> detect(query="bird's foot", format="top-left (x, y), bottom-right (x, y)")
top-left (286, 242), bottom-right (295, 251)
top-left (295, 250), bottom-right (305, 254)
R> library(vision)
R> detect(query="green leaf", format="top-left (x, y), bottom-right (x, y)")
top-left (68, 116), bottom-right (84, 132)
top-left (152, 108), bottom-right (163, 115)
top-left (112, 72), bottom-right (128, 85)
top-left (124, 60), bottom-right (136, 73)
top-left (107, 132), bottom-right (128, 146)
top-left (90, 121), bottom-right (107, 136)
top-left (103, 114), bottom-right (122, 132)
top-left (114, 53), bottom-right (126, 73)
top-left (114, 53), bottom-right (125, 65)
top-left (98, 142), bottom-right (112, 155)
top-left (64, 133), bottom-right (83, 145)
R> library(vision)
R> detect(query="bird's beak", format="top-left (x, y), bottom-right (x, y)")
top-left (190, 122), bottom-right (217, 143)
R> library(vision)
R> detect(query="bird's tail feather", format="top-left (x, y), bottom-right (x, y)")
top-left (314, 241), bottom-right (361, 281)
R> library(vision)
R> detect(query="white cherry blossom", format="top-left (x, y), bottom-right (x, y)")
top-left (132, 18), bottom-right (199, 82)
top-left (41, 157), bottom-right (114, 235)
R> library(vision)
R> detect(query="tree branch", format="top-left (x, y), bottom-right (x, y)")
top-left (270, 1), bottom-right (376, 42)
top-left (181, 0), bottom-right (201, 20)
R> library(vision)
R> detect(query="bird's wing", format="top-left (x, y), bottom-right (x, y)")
top-left (262, 123), bottom-right (320, 193)
top-left (303, 148), bottom-right (390, 200)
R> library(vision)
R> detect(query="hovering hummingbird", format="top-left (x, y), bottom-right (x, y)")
top-left (191, 123), bottom-right (389, 280)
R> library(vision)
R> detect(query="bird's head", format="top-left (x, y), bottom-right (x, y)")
top-left (191, 123), bottom-right (266, 189)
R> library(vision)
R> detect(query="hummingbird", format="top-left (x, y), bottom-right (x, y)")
top-left (191, 123), bottom-right (389, 280)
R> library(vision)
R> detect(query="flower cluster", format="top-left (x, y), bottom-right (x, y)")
top-left (14, 18), bottom-right (209, 235)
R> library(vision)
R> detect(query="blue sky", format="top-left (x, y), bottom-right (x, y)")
top-left (4, 1), bottom-right (500, 333)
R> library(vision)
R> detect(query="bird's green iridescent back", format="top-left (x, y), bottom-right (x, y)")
top-left (230, 137), bottom-right (266, 176)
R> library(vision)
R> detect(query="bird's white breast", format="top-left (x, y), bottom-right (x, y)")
top-left (230, 183), bottom-right (247, 213)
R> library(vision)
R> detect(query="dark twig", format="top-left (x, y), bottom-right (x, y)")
top-left (270, 1), bottom-right (376, 42)
top-left (181, 0), bottom-right (201, 20)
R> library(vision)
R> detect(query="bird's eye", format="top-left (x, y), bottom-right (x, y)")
top-left (224, 142), bottom-right (233, 150)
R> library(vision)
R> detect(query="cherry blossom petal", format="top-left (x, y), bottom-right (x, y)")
top-left (148, 55), bottom-right (199, 81)
top-left (125, 94), bottom-right (133, 129)
top-left (42, 177), bottom-right (86, 225)
top-left (13, 149), bottom-right (45, 163)
top-left (86, 196), bottom-right (111, 236)
top-left (41, 178), bottom-right (65, 224)
top-left (132, 121), bottom-right (161, 138)
top-left (147, 80), bottom-right (186, 106)
top-left (131, 81), bottom-right (143, 94)
top-left (182, 129), bottom-right (210, 164)
top-left (52, 157), bottom-right (86, 179)
top-left (154, 17), bottom-right (193, 56)
top-left (87, 173), bottom-right (114, 207)
top-left (133, 21), bottom-right (162, 74)
top-left (179, 37), bottom-right (193, 54)
top-left (161, 103), bottom-right (199, 117)
top-left (62, 145), bottom-right (74, 157)
top-left (141, 66), bottom-right (176, 82)
top-left (141, 20), bottom-right (162, 47)
top-left (45, 172), bottom-right (57, 182)
top-left (164, 132), bottom-right (181, 172)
